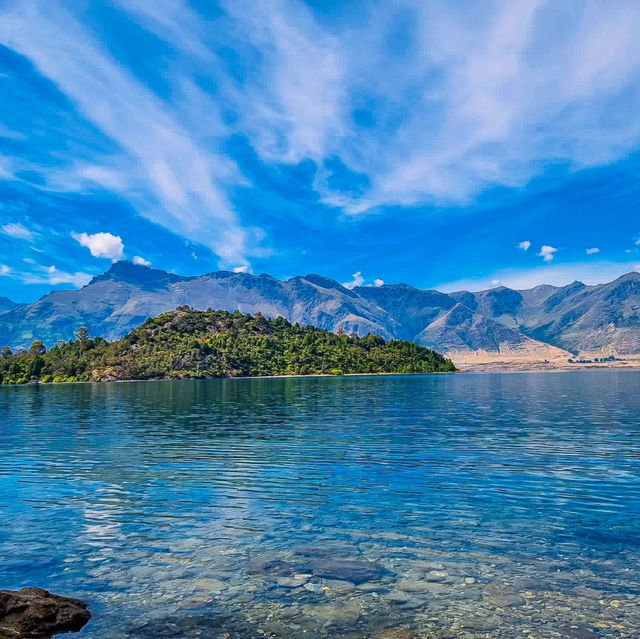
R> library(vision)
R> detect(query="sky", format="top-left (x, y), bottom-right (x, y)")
top-left (1, 0), bottom-right (640, 302)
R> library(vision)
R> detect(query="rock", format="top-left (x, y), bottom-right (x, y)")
top-left (424, 570), bottom-right (449, 582)
top-left (303, 582), bottom-right (326, 593)
top-left (383, 590), bottom-right (411, 604)
top-left (276, 576), bottom-right (307, 588)
top-left (306, 601), bottom-right (361, 626)
top-left (460, 617), bottom-right (499, 632)
top-left (189, 578), bottom-right (225, 593)
top-left (321, 579), bottom-right (355, 592)
top-left (0, 588), bottom-right (91, 638)
top-left (558, 627), bottom-right (601, 639)
top-left (311, 559), bottom-right (388, 584)
top-left (372, 628), bottom-right (418, 639)
top-left (245, 554), bottom-right (300, 578)
top-left (483, 583), bottom-right (525, 608)
top-left (396, 580), bottom-right (433, 593)
top-left (357, 581), bottom-right (389, 593)
top-left (483, 591), bottom-right (525, 608)
top-left (396, 579), bottom-right (450, 595)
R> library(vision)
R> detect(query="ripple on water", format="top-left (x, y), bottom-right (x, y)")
top-left (1, 371), bottom-right (640, 637)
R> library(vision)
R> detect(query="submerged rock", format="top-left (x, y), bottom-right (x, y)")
top-left (311, 559), bottom-right (388, 584)
top-left (0, 588), bottom-right (90, 638)
top-left (372, 629), bottom-right (418, 639)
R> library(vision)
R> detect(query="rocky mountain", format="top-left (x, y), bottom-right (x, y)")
top-left (446, 273), bottom-right (640, 355)
top-left (0, 297), bottom-right (17, 312)
top-left (1, 261), bottom-right (639, 360)
top-left (0, 262), bottom-right (399, 350)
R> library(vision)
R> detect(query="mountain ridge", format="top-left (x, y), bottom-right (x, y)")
top-left (2, 262), bottom-right (640, 360)
top-left (0, 297), bottom-right (17, 312)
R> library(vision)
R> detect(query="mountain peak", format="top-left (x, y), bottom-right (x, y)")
top-left (0, 296), bottom-right (17, 311)
top-left (613, 271), bottom-right (640, 282)
top-left (300, 274), bottom-right (347, 291)
top-left (89, 261), bottom-right (187, 287)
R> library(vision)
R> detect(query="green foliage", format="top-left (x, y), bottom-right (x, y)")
top-left (0, 309), bottom-right (456, 384)
top-left (29, 340), bottom-right (46, 355)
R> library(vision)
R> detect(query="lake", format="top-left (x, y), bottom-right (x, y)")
top-left (1, 371), bottom-right (639, 638)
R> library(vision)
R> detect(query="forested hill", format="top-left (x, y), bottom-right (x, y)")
top-left (0, 308), bottom-right (456, 384)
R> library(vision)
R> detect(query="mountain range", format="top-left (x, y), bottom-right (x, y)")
top-left (2, 261), bottom-right (640, 361)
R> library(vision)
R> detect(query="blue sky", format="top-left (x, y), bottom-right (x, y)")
top-left (1, 0), bottom-right (640, 302)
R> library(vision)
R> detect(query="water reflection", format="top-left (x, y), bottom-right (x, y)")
top-left (1, 372), bottom-right (640, 637)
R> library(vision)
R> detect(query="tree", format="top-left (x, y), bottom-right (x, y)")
top-left (29, 340), bottom-right (46, 355)
top-left (0, 308), bottom-right (455, 384)
top-left (1, 346), bottom-right (12, 359)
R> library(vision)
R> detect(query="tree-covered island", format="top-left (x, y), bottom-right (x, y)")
top-left (0, 308), bottom-right (456, 384)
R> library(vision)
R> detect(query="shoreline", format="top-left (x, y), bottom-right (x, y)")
top-left (3, 363), bottom-right (640, 387)
top-left (456, 359), bottom-right (640, 373)
top-left (0, 370), bottom-right (458, 388)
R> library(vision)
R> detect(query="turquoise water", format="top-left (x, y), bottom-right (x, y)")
top-left (1, 371), bottom-right (640, 638)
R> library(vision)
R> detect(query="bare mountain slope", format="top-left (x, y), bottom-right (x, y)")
top-left (1, 262), bottom-right (640, 359)
top-left (453, 272), bottom-right (640, 354)
top-left (0, 262), bottom-right (398, 349)
top-left (0, 297), bottom-right (17, 312)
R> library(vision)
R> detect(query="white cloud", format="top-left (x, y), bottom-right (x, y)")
top-left (132, 255), bottom-right (151, 266)
top-left (0, 2), bottom-right (251, 266)
top-left (586, 247), bottom-right (600, 255)
top-left (71, 231), bottom-right (124, 260)
top-left (0, 265), bottom-right (10, 276)
top-left (518, 240), bottom-right (531, 251)
top-left (342, 271), bottom-right (365, 289)
top-left (233, 265), bottom-right (249, 273)
top-left (45, 266), bottom-right (91, 287)
top-left (1, 0), bottom-right (640, 242)
top-left (22, 265), bottom-right (92, 287)
top-left (374, 278), bottom-right (384, 287)
top-left (202, 0), bottom-right (640, 214)
top-left (1, 223), bottom-right (34, 241)
top-left (538, 245), bottom-right (557, 262)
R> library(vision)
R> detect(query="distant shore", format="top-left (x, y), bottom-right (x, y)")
top-left (456, 358), bottom-right (640, 373)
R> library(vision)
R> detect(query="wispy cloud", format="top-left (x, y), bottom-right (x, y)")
top-left (1, 0), bottom-right (640, 284)
top-left (1, 222), bottom-right (34, 241)
top-left (586, 247), bottom-right (600, 255)
top-left (0, 1), bottom-right (251, 266)
top-left (518, 240), bottom-right (531, 251)
top-left (4, 1), bottom-right (639, 220)
top-left (23, 265), bottom-right (92, 287)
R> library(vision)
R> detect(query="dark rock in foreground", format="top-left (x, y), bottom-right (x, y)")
top-left (0, 588), bottom-right (90, 638)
